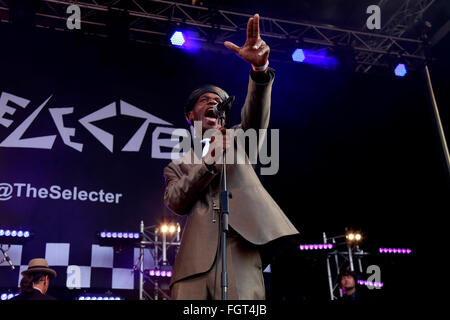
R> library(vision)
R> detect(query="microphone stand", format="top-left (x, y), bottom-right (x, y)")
top-left (217, 112), bottom-right (230, 300)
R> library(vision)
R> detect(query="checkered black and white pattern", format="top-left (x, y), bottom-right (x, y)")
top-left (0, 242), bottom-right (156, 290)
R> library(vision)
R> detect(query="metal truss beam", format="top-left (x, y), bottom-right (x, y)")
top-left (357, 0), bottom-right (435, 73)
top-left (0, 0), bottom-right (430, 73)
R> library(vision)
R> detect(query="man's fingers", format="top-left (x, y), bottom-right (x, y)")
top-left (253, 14), bottom-right (260, 40)
top-left (247, 16), bottom-right (254, 40)
top-left (224, 41), bottom-right (240, 54)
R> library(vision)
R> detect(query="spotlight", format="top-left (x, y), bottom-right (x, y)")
top-left (292, 49), bottom-right (306, 62)
top-left (159, 223), bottom-right (179, 234)
top-left (394, 63), bottom-right (407, 77)
top-left (346, 232), bottom-right (362, 242)
top-left (170, 31), bottom-right (186, 47)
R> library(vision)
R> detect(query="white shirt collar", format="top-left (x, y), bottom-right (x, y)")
top-left (33, 286), bottom-right (43, 294)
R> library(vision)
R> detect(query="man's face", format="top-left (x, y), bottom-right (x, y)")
top-left (187, 92), bottom-right (223, 132)
top-left (340, 275), bottom-right (355, 290)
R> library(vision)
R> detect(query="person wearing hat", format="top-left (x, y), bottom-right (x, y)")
top-left (10, 258), bottom-right (57, 300)
top-left (163, 13), bottom-right (299, 299)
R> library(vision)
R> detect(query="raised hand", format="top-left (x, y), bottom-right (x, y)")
top-left (224, 13), bottom-right (270, 68)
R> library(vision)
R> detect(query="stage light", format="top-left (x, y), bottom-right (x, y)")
top-left (292, 49), bottom-right (306, 62)
top-left (1, 293), bottom-right (18, 300)
top-left (394, 63), bottom-right (407, 77)
top-left (292, 48), bottom-right (340, 69)
top-left (160, 223), bottom-right (179, 234)
top-left (299, 243), bottom-right (333, 250)
top-left (346, 232), bottom-right (362, 242)
top-left (357, 280), bottom-right (383, 288)
top-left (379, 247), bottom-right (412, 254)
top-left (170, 31), bottom-right (186, 47)
top-left (0, 228), bottom-right (32, 244)
top-left (97, 230), bottom-right (141, 246)
top-left (146, 267), bottom-right (173, 278)
top-left (78, 294), bottom-right (123, 300)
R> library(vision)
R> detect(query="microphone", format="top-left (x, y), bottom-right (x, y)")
top-left (0, 247), bottom-right (15, 270)
top-left (213, 96), bottom-right (235, 117)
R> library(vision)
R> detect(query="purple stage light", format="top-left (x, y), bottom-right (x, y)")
top-left (167, 271), bottom-right (172, 277)
top-left (106, 232), bottom-right (111, 238)
top-left (161, 270), bottom-right (166, 277)
top-left (379, 247), bottom-right (412, 254)
top-left (155, 270), bottom-right (161, 276)
top-left (112, 232), bottom-right (117, 238)
top-left (5, 230), bottom-right (11, 236)
top-left (299, 243), bottom-right (333, 250)
top-left (117, 232), bottom-right (123, 238)
top-left (358, 280), bottom-right (383, 288)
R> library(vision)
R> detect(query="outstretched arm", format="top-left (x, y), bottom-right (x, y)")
top-left (224, 13), bottom-right (274, 132)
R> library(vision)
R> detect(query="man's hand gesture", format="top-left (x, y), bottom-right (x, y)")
top-left (224, 13), bottom-right (270, 68)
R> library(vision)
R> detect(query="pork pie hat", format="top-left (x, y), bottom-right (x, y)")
top-left (21, 258), bottom-right (57, 279)
top-left (184, 84), bottom-right (229, 118)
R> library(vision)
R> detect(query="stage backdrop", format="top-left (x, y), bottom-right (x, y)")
top-left (0, 25), bottom-right (266, 293)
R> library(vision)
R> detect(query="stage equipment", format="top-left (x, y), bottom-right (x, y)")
top-left (212, 95), bottom-right (234, 300)
top-left (291, 49), bottom-right (306, 63)
top-left (170, 31), bottom-right (186, 47)
top-left (1, 0), bottom-right (432, 73)
top-left (97, 230), bottom-right (141, 247)
top-left (299, 244), bottom-right (333, 250)
top-left (0, 292), bottom-right (18, 300)
top-left (379, 248), bottom-right (412, 254)
top-left (357, 280), bottom-right (384, 288)
top-left (345, 232), bottom-right (362, 242)
top-left (0, 228), bottom-right (31, 244)
top-left (394, 63), bottom-right (407, 77)
top-left (134, 220), bottom-right (181, 300)
top-left (77, 294), bottom-right (123, 300)
top-left (323, 230), bottom-right (370, 300)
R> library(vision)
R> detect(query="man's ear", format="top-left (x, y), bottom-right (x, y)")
top-left (186, 111), bottom-right (194, 125)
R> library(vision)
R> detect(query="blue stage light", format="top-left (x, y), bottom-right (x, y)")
top-left (394, 63), bottom-right (407, 77)
top-left (170, 31), bottom-right (185, 46)
top-left (292, 49), bottom-right (306, 62)
top-left (292, 48), bottom-right (339, 69)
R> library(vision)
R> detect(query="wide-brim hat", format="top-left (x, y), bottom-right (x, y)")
top-left (21, 258), bottom-right (57, 279)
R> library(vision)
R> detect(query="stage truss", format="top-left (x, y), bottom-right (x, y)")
top-left (0, 0), bottom-right (438, 72)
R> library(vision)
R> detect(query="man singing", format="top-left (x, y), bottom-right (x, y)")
top-left (163, 13), bottom-right (299, 300)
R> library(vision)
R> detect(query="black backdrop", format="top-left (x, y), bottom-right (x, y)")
top-left (1, 23), bottom-right (449, 301)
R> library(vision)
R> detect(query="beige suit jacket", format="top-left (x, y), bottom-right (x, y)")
top-left (163, 69), bottom-right (299, 287)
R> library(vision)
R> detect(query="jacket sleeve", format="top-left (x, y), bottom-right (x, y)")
top-left (240, 68), bottom-right (275, 132)
top-left (163, 161), bottom-right (217, 215)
